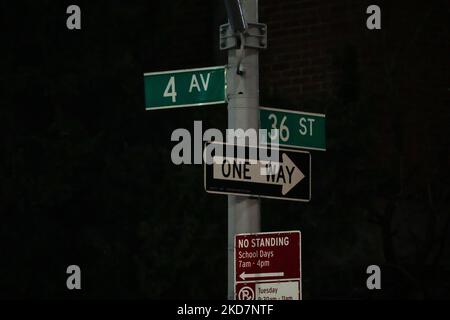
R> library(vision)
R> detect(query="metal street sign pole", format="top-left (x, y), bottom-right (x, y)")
top-left (225, 0), bottom-right (261, 300)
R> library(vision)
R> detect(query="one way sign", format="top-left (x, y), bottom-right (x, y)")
top-left (204, 143), bottom-right (311, 202)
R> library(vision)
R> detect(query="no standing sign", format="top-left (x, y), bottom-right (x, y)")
top-left (234, 231), bottom-right (301, 300)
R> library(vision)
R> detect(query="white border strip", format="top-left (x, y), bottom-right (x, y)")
top-left (235, 278), bottom-right (300, 284)
top-left (235, 230), bottom-right (301, 236)
top-left (205, 189), bottom-right (310, 202)
top-left (260, 141), bottom-right (326, 152)
top-left (260, 106), bottom-right (325, 118)
top-left (144, 65), bottom-right (226, 76)
top-left (145, 100), bottom-right (225, 111)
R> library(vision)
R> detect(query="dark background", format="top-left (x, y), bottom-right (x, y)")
top-left (0, 0), bottom-right (449, 299)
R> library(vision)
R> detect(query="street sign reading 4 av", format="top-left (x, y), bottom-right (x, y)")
top-left (204, 143), bottom-right (311, 202)
top-left (143, 66), bottom-right (226, 110)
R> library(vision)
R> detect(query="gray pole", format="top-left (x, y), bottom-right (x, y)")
top-left (226, 0), bottom-right (261, 300)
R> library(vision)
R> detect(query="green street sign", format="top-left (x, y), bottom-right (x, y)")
top-left (260, 107), bottom-right (326, 151)
top-left (143, 66), bottom-right (226, 110)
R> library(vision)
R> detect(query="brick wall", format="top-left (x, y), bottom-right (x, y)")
top-left (258, 0), bottom-right (449, 187)
top-left (259, 0), bottom-right (448, 99)
top-left (260, 0), bottom-right (369, 104)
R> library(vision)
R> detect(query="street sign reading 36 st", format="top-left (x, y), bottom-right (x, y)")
top-left (143, 66), bottom-right (226, 110)
top-left (260, 107), bottom-right (326, 151)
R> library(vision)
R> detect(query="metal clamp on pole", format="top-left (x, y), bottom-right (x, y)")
top-left (220, 23), bottom-right (267, 50)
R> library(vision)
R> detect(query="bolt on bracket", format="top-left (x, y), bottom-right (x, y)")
top-left (220, 23), bottom-right (267, 50)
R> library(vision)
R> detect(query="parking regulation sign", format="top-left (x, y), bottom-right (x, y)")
top-left (234, 231), bottom-right (301, 300)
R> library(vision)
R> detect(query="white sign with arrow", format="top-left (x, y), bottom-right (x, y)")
top-left (212, 153), bottom-right (305, 195)
top-left (205, 143), bottom-right (311, 202)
